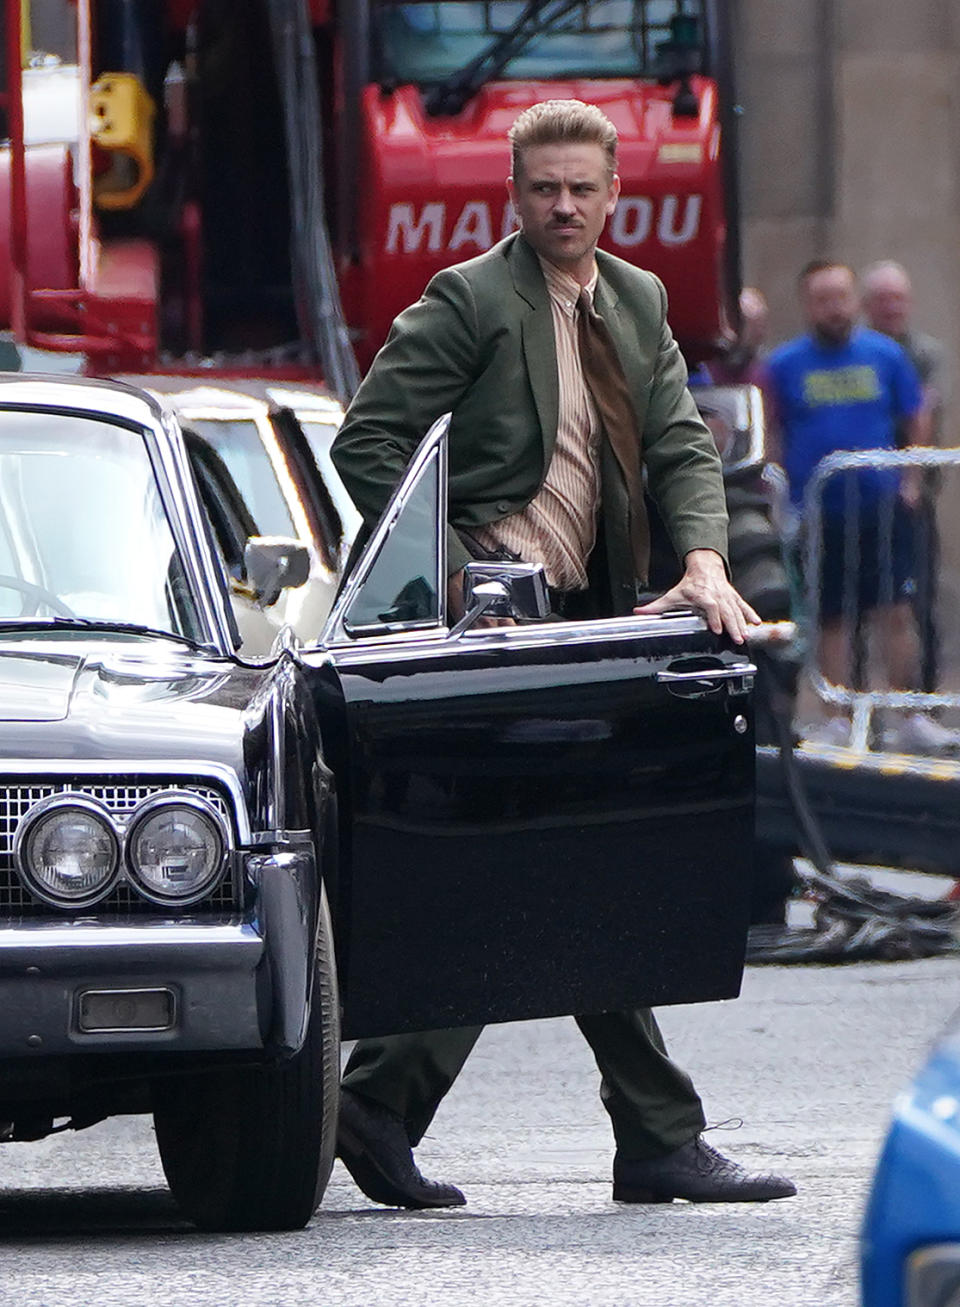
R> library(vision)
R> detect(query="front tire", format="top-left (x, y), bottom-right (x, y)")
top-left (154, 887), bottom-right (340, 1231)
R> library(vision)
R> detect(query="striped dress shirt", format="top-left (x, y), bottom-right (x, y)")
top-left (473, 257), bottom-right (601, 590)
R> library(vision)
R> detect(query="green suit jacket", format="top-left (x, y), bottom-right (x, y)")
top-left (332, 233), bottom-right (728, 614)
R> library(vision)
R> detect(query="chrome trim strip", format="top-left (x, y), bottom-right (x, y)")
top-left (76, 986), bottom-right (178, 1034)
top-left (656, 663), bottom-right (757, 683)
top-left (321, 414), bottom-right (450, 645)
top-left (0, 760), bottom-right (250, 844)
top-left (269, 681), bottom-right (285, 833)
top-left (0, 921), bottom-right (261, 950)
top-left (436, 425), bottom-right (449, 619)
top-left (324, 613), bottom-right (709, 666)
top-left (272, 624), bottom-right (301, 656)
top-left (248, 829), bottom-right (313, 848)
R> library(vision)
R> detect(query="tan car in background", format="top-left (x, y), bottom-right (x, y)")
top-left (142, 382), bottom-right (360, 654)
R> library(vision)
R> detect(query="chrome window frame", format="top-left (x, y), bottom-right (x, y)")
top-left (153, 407), bottom-right (244, 652)
top-left (320, 413), bottom-right (450, 645)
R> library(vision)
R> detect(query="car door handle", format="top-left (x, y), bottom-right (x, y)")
top-left (655, 662), bottom-right (757, 696)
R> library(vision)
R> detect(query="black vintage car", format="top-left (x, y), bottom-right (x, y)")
top-left (0, 375), bottom-right (756, 1230)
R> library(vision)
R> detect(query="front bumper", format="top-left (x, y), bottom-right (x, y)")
top-left (0, 848), bottom-right (317, 1059)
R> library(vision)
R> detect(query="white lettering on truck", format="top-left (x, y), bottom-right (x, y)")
top-left (386, 202), bottom-right (446, 253)
top-left (449, 201), bottom-right (493, 251)
top-left (658, 194), bottom-right (702, 245)
top-left (610, 198), bottom-right (653, 247)
top-left (384, 196), bottom-right (703, 254)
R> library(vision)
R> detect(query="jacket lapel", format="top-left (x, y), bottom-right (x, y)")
top-left (509, 237), bottom-right (559, 466)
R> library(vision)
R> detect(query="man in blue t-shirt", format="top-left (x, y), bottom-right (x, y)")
top-left (767, 259), bottom-right (948, 751)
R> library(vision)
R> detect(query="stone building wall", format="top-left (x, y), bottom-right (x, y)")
top-left (735, 0), bottom-right (960, 682)
top-left (736, 0), bottom-right (960, 436)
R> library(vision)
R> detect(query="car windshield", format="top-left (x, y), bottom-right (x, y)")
top-left (188, 418), bottom-right (298, 539)
top-left (0, 412), bottom-right (204, 639)
top-left (374, 1), bottom-right (704, 85)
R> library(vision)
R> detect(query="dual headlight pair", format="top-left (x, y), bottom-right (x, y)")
top-left (14, 791), bottom-right (230, 910)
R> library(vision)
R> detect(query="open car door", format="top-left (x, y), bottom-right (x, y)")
top-left (301, 418), bottom-right (756, 1040)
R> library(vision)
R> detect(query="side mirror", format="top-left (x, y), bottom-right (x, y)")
top-left (244, 536), bottom-right (311, 608)
top-left (450, 561), bottom-right (550, 636)
top-left (692, 383), bottom-right (765, 475)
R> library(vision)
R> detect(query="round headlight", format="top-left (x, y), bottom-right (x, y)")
top-left (127, 796), bottom-right (226, 904)
top-left (17, 798), bottom-right (120, 908)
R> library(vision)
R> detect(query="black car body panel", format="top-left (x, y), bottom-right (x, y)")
top-left (323, 628), bottom-right (753, 1038)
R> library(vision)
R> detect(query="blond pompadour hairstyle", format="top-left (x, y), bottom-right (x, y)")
top-left (508, 100), bottom-right (618, 180)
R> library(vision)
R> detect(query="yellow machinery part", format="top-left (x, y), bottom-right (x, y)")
top-left (90, 72), bottom-right (155, 210)
top-left (20, 0), bottom-right (31, 60)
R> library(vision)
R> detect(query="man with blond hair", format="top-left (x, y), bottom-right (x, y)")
top-left (331, 99), bottom-right (794, 1212)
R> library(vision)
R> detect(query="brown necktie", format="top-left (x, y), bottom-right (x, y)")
top-left (577, 288), bottom-right (650, 584)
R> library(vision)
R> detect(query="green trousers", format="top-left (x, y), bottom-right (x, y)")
top-left (342, 1007), bottom-right (706, 1160)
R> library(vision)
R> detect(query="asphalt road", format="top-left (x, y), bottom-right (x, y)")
top-left (1, 954), bottom-right (958, 1307)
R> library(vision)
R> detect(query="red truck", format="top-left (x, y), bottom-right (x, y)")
top-left (1, 2), bottom-right (741, 381)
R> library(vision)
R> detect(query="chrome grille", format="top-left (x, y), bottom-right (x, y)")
top-left (0, 778), bottom-right (238, 918)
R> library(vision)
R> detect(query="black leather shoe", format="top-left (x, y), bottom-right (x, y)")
top-left (337, 1089), bottom-right (466, 1210)
top-left (613, 1136), bottom-right (797, 1204)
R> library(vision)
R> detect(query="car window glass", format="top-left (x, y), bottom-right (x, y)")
top-left (184, 432), bottom-right (258, 582)
top-left (299, 419), bottom-right (363, 543)
top-left (343, 450), bottom-right (440, 635)
top-left (0, 412), bottom-right (203, 637)
top-left (188, 418), bottom-right (297, 538)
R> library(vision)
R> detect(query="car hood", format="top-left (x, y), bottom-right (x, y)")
top-left (0, 637), bottom-right (268, 774)
top-left (0, 650), bottom-right (84, 722)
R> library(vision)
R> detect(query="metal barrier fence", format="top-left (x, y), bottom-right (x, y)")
top-left (801, 446), bottom-right (960, 751)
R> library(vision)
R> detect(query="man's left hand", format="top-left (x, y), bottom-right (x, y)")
top-left (633, 549), bottom-right (761, 645)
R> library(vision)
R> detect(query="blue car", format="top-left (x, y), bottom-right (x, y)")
top-left (862, 1017), bottom-right (960, 1304)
